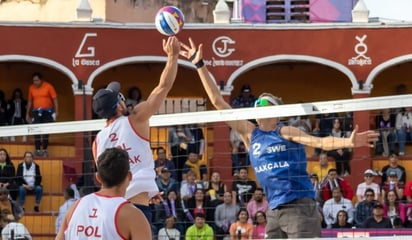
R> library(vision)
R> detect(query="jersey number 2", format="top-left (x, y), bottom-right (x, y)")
top-left (252, 143), bottom-right (261, 155)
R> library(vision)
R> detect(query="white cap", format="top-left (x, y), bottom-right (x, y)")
top-left (364, 169), bottom-right (377, 176)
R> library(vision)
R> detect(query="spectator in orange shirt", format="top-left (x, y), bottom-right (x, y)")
top-left (25, 72), bottom-right (58, 157)
top-left (229, 208), bottom-right (254, 240)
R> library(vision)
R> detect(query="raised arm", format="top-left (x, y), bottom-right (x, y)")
top-left (180, 38), bottom-right (255, 144)
top-left (131, 37), bottom-right (180, 122)
top-left (180, 39), bottom-right (230, 111)
top-left (281, 125), bottom-right (379, 150)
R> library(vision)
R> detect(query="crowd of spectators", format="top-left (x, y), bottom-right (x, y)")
top-left (371, 107), bottom-right (412, 157)
top-left (0, 72), bottom-right (58, 158)
top-left (151, 142), bottom-right (265, 239)
top-left (3, 82), bottom-right (412, 239)
top-left (0, 148), bottom-right (43, 213)
top-left (0, 146), bottom-right (49, 238)
top-left (288, 107), bottom-right (412, 164)
top-left (148, 146), bottom-right (412, 239)
top-left (309, 151), bottom-right (412, 230)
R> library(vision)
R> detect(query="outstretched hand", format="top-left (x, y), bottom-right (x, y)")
top-left (162, 36), bottom-right (180, 57)
top-left (179, 37), bottom-right (203, 64)
top-left (350, 125), bottom-right (380, 148)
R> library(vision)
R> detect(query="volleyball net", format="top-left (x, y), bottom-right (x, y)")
top-left (2, 94), bottom-right (412, 137)
top-left (1, 94), bottom-right (412, 238)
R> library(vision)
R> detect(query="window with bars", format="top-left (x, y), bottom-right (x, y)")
top-left (151, 97), bottom-right (207, 151)
top-left (266, 0), bottom-right (310, 23)
top-left (156, 97), bottom-right (207, 114)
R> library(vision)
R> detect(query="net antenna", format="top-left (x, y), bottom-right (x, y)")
top-left (1, 94), bottom-right (412, 137)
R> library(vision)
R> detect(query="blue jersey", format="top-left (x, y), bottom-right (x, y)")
top-left (249, 125), bottom-right (314, 210)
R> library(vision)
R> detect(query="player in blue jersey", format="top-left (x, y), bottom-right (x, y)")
top-left (180, 38), bottom-right (379, 238)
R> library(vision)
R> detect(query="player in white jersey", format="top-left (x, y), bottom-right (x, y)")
top-left (92, 37), bottom-right (180, 222)
top-left (56, 148), bottom-right (150, 240)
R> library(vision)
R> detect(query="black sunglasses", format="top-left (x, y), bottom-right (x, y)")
top-left (112, 93), bottom-right (126, 109)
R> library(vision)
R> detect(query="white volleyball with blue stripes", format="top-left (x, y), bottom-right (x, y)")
top-left (155, 6), bottom-right (185, 36)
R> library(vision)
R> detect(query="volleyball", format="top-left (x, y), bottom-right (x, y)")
top-left (155, 6), bottom-right (185, 36)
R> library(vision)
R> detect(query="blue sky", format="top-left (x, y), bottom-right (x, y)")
top-left (364, 0), bottom-right (412, 21)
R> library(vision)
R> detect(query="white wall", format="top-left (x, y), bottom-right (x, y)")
top-left (0, 0), bottom-right (105, 22)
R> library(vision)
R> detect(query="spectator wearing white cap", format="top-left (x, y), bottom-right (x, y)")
top-left (356, 169), bottom-right (380, 202)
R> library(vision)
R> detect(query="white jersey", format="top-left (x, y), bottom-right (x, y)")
top-left (94, 116), bottom-right (158, 199)
top-left (64, 193), bottom-right (129, 240)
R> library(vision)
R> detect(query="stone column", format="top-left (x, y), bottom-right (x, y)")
top-left (213, 0), bottom-right (231, 23)
top-left (231, 0), bottom-right (244, 23)
top-left (76, 0), bottom-right (92, 21)
top-left (352, 0), bottom-right (369, 23)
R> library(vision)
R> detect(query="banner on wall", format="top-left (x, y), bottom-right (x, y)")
top-left (310, 0), bottom-right (358, 22)
top-left (242, 0), bottom-right (266, 23)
